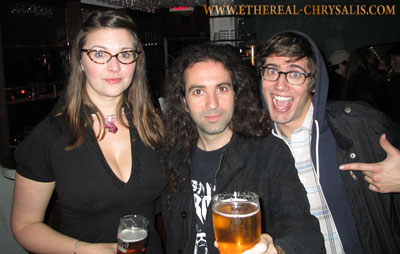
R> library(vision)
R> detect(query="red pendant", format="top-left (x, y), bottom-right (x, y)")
top-left (104, 116), bottom-right (118, 134)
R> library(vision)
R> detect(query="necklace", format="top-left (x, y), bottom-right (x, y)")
top-left (104, 115), bottom-right (118, 134)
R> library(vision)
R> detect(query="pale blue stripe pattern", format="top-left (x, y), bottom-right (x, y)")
top-left (274, 104), bottom-right (344, 254)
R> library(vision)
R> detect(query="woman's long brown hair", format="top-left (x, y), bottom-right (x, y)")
top-left (57, 10), bottom-right (163, 150)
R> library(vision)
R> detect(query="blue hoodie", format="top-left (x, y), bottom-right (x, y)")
top-left (261, 30), bottom-right (363, 253)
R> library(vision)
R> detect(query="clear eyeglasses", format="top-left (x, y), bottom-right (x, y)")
top-left (260, 66), bottom-right (311, 86)
top-left (81, 49), bottom-right (141, 64)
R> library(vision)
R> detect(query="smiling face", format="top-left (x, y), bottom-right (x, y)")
top-left (80, 28), bottom-right (137, 103)
top-left (183, 60), bottom-right (234, 150)
top-left (261, 55), bottom-right (313, 137)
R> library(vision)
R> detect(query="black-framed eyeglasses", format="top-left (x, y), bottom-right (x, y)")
top-left (81, 49), bottom-right (141, 64)
top-left (260, 66), bottom-right (312, 86)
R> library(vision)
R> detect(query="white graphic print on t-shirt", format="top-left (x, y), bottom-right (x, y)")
top-left (192, 179), bottom-right (216, 254)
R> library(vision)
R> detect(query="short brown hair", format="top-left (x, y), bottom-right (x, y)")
top-left (258, 31), bottom-right (317, 92)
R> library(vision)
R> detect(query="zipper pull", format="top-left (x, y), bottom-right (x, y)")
top-left (349, 170), bottom-right (358, 181)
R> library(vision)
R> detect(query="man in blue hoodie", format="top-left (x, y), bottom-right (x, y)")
top-left (258, 31), bottom-right (400, 254)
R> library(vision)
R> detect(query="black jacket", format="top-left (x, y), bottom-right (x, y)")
top-left (161, 133), bottom-right (324, 254)
top-left (327, 100), bottom-right (400, 253)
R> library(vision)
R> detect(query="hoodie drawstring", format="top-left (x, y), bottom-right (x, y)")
top-left (314, 120), bottom-right (320, 181)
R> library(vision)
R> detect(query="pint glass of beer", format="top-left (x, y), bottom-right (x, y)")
top-left (117, 214), bottom-right (149, 254)
top-left (212, 191), bottom-right (261, 254)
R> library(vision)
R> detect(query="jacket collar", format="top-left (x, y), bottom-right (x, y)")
top-left (177, 132), bottom-right (246, 192)
top-left (325, 107), bottom-right (353, 150)
top-left (214, 132), bottom-right (246, 192)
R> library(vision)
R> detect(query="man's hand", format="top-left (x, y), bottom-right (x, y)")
top-left (339, 133), bottom-right (400, 193)
top-left (242, 234), bottom-right (284, 254)
top-left (215, 234), bottom-right (284, 254)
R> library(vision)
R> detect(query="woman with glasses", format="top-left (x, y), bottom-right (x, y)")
top-left (11, 10), bottom-right (164, 254)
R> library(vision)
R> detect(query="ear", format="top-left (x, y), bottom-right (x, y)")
top-left (183, 96), bottom-right (189, 112)
top-left (80, 60), bottom-right (85, 72)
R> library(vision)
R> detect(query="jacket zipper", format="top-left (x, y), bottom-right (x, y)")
top-left (214, 150), bottom-right (226, 187)
top-left (349, 170), bottom-right (358, 181)
top-left (343, 152), bottom-right (358, 181)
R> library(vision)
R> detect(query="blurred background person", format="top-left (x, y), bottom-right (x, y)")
top-left (386, 44), bottom-right (400, 124)
top-left (342, 47), bottom-right (389, 113)
top-left (327, 49), bottom-right (349, 101)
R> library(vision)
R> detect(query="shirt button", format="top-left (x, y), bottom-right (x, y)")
top-left (178, 250), bottom-right (184, 254)
top-left (349, 153), bottom-right (356, 159)
top-left (181, 211), bottom-right (187, 218)
top-left (344, 106), bottom-right (352, 114)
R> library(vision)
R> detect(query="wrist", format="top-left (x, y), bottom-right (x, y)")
top-left (73, 240), bottom-right (81, 254)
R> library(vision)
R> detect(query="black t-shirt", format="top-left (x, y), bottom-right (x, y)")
top-left (14, 115), bottom-right (165, 253)
top-left (191, 145), bottom-right (225, 254)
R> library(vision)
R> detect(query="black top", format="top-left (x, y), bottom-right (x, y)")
top-left (191, 146), bottom-right (225, 184)
top-left (14, 112), bottom-right (165, 253)
top-left (191, 146), bottom-right (225, 253)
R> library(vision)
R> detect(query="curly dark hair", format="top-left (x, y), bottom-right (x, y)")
top-left (163, 43), bottom-right (270, 194)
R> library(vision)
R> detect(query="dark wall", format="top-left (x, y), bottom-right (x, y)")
top-left (0, 0), bottom-right (79, 153)
top-left (165, 7), bottom-right (210, 38)
top-left (0, 1), bottom-right (67, 46)
top-left (242, 0), bottom-right (400, 60)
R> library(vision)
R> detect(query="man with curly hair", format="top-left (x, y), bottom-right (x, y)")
top-left (160, 44), bottom-right (324, 254)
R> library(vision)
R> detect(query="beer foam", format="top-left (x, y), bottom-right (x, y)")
top-left (213, 201), bottom-right (260, 218)
top-left (118, 228), bottom-right (148, 242)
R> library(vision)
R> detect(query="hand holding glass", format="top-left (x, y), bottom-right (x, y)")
top-left (212, 191), bottom-right (261, 254)
top-left (117, 214), bottom-right (149, 254)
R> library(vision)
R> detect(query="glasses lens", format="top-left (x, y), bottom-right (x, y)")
top-left (117, 51), bottom-right (138, 64)
top-left (262, 68), bottom-right (279, 81)
top-left (88, 50), bottom-right (111, 64)
top-left (286, 72), bottom-right (305, 85)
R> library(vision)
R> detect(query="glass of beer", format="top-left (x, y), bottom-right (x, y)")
top-left (117, 214), bottom-right (149, 254)
top-left (212, 191), bottom-right (261, 254)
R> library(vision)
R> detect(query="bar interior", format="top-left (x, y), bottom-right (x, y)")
top-left (1, 0), bottom-right (399, 253)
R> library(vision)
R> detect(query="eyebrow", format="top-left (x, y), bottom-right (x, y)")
top-left (264, 63), bottom-right (308, 73)
top-left (87, 45), bottom-right (134, 51)
top-left (187, 84), bottom-right (205, 93)
top-left (186, 82), bottom-right (232, 93)
top-left (216, 82), bottom-right (232, 88)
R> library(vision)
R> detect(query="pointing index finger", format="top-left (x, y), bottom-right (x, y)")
top-left (339, 162), bottom-right (378, 172)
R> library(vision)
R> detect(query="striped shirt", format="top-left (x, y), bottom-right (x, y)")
top-left (274, 104), bottom-right (344, 254)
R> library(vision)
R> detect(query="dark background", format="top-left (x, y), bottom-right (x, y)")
top-left (1, 0), bottom-right (399, 159)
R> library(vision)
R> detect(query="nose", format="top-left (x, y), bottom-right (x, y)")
top-left (274, 73), bottom-right (290, 91)
top-left (206, 91), bottom-right (219, 109)
top-left (107, 56), bottom-right (121, 72)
